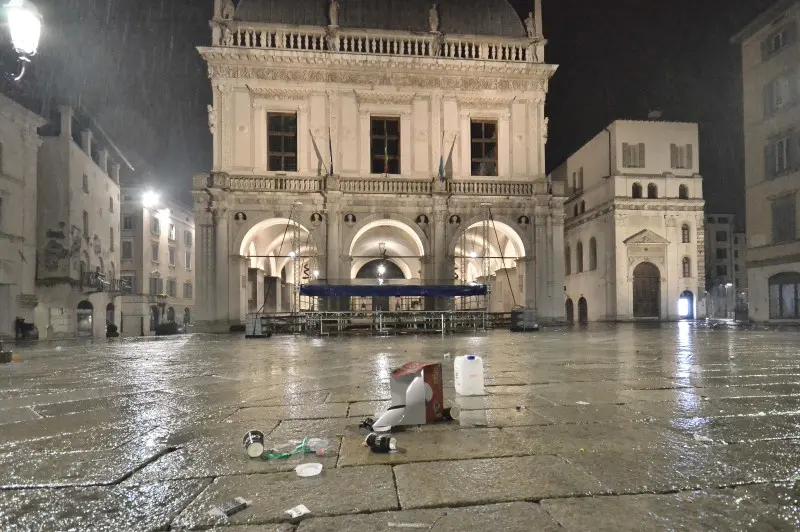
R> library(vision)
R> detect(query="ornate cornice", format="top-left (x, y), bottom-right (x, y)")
top-left (355, 91), bottom-right (417, 106)
top-left (247, 85), bottom-right (313, 101)
top-left (201, 49), bottom-right (553, 92)
top-left (456, 95), bottom-right (518, 107)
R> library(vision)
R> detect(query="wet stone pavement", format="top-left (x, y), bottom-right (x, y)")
top-left (1, 323), bottom-right (799, 531)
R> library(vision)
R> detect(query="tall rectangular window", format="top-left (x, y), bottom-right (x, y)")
top-left (717, 265), bottom-right (727, 277)
top-left (184, 230), bottom-right (192, 247)
top-left (82, 211), bottom-right (89, 236)
top-left (110, 227), bottom-right (115, 251)
top-left (151, 243), bottom-right (159, 262)
top-left (122, 240), bottom-right (133, 259)
top-left (716, 248), bottom-right (727, 260)
top-left (184, 282), bottom-right (193, 299)
top-left (716, 231), bottom-right (728, 242)
top-left (185, 251), bottom-right (192, 270)
top-left (121, 275), bottom-right (134, 293)
top-left (151, 217), bottom-right (160, 236)
top-left (267, 113), bottom-right (297, 172)
top-left (82, 174), bottom-right (89, 193)
top-left (167, 279), bottom-right (176, 297)
top-left (123, 215), bottom-right (134, 230)
top-left (772, 194), bottom-right (797, 244)
top-left (149, 277), bottom-right (163, 295)
top-left (622, 143), bottom-right (646, 168)
top-left (168, 224), bottom-right (176, 241)
top-left (370, 117), bottom-right (400, 175)
top-left (762, 22), bottom-right (797, 60)
top-left (470, 120), bottom-right (498, 177)
top-left (168, 247), bottom-right (176, 266)
top-left (670, 144), bottom-right (694, 169)
top-left (109, 197), bottom-right (114, 213)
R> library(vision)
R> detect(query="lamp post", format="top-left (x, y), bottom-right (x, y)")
top-left (2, 0), bottom-right (42, 81)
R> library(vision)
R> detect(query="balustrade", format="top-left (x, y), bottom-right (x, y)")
top-left (217, 22), bottom-right (536, 63)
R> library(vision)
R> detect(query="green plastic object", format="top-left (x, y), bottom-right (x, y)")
top-left (261, 437), bottom-right (312, 460)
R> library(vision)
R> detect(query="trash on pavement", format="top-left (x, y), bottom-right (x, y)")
top-left (443, 352), bottom-right (451, 359)
top-left (454, 355), bottom-right (485, 396)
top-left (262, 437), bottom-right (330, 460)
top-left (208, 497), bottom-right (252, 518)
top-left (285, 504), bottom-right (311, 518)
top-left (295, 462), bottom-right (323, 477)
top-left (364, 432), bottom-right (397, 453)
top-left (242, 430), bottom-right (265, 458)
top-left (576, 401), bottom-right (591, 405)
top-left (0, 341), bottom-right (11, 364)
top-left (372, 362), bottom-right (444, 431)
top-left (359, 417), bottom-right (375, 431)
top-left (388, 523), bottom-right (432, 529)
top-left (441, 405), bottom-right (460, 421)
top-left (693, 433), bottom-right (713, 443)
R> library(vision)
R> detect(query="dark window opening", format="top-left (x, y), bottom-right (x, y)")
top-left (267, 113), bottom-right (298, 172)
top-left (370, 117), bottom-right (400, 175)
top-left (470, 120), bottom-right (498, 177)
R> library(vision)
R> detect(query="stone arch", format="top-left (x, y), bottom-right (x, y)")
top-left (350, 257), bottom-right (413, 280)
top-left (448, 215), bottom-right (527, 257)
top-left (235, 216), bottom-right (315, 257)
top-left (450, 217), bottom-right (527, 283)
top-left (346, 215), bottom-right (428, 258)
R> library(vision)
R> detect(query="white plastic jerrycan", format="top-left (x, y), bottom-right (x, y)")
top-left (454, 355), bottom-right (485, 396)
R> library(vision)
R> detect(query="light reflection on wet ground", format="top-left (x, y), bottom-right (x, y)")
top-left (0, 323), bottom-right (799, 530)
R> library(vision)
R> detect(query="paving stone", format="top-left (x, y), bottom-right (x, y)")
top-left (347, 400), bottom-right (391, 417)
top-left (0, 479), bottom-right (210, 531)
top-left (338, 428), bottom-right (523, 467)
top-left (297, 502), bottom-right (561, 532)
top-left (394, 455), bottom-right (604, 508)
top-left (541, 488), bottom-right (792, 531)
top-left (534, 403), bottom-right (639, 424)
top-left (228, 403), bottom-right (349, 422)
top-left (31, 391), bottom-right (179, 417)
top-left (0, 406), bottom-right (41, 425)
top-left (173, 466), bottom-right (398, 528)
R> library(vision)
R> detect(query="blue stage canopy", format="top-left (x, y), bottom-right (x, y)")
top-left (299, 283), bottom-right (488, 298)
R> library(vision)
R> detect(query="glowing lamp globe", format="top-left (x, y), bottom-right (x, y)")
top-left (4, 0), bottom-right (42, 57)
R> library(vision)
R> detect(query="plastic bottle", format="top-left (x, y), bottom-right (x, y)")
top-left (454, 355), bottom-right (485, 396)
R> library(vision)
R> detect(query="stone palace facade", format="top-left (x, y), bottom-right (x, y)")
top-left (193, 0), bottom-right (566, 331)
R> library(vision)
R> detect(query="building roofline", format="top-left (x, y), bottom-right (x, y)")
top-left (731, 0), bottom-right (798, 44)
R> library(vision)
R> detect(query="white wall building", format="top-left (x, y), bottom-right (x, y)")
top-left (193, 0), bottom-right (567, 330)
top-left (119, 186), bottom-right (195, 336)
top-left (705, 213), bottom-right (737, 319)
top-left (0, 94), bottom-right (44, 339)
top-left (733, 0), bottom-right (800, 322)
top-left (553, 120), bottom-right (706, 322)
top-left (34, 106), bottom-right (124, 339)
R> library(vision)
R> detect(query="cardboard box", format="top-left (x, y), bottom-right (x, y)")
top-left (374, 362), bottom-right (444, 429)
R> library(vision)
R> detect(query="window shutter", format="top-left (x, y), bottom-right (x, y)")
top-left (765, 144), bottom-right (776, 179)
top-left (686, 144), bottom-right (693, 169)
top-left (764, 81), bottom-right (775, 118)
top-left (670, 144), bottom-right (678, 168)
top-left (622, 143), bottom-right (630, 167)
top-left (638, 143), bottom-right (646, 167)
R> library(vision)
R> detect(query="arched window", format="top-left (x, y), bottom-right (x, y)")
top-left (681, 224), bottom-right (691, 243)
top-left (678, 184), bottom-right (689, 200)
top-left (647, 183), bottom-right (658, 199)
top-left (576, 241), bottom-right (584, 273)
top-left (565, 246), bottom-right (571, 275)
top-left (589, 238), bottom-right (597, 270)
top-left (580, 201), bottom-right (586, 214)
top-left (632, 182), bottom-right (642, 198)
top-left (682, 257), bottom-right (691, 278)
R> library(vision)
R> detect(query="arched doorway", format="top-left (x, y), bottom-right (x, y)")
top-left (578, 297), bottom-right (588, 324)
top-left (76, 300), bottom-right (93, 337)
top-left (633, 262), bottom-right (661, 318)
top-left (679, 290), bottom-right (694, 319)
top-left (167, 306), bottom-right (176, 322)
top-left (105, 302), bottom-right (115, 325)
top-left (452, 219), bottom-right (525, 312)
top-left (565, 298), bottom-right (574, 324)
top-left (183, 307), bottom-right (191, 324)
top-left (150, 305), bottom-right (159, 331)
top-left (356, 259), bottom-right (405, 311)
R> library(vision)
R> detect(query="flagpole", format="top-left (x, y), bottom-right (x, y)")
top-left (438, 131), bottom-right (445, 181)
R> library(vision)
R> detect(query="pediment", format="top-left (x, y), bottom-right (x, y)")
top-left (624, 229), bottom-right (669, 245)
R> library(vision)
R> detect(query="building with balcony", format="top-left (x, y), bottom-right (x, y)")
top-left (704, 214), bottom-right (739, 319)
top-left (0, 93), bottom-right (44, 339)
top-left (193, 0), bottom-right (566, 330)
top-left (119, 186), bottom-right (195, 336)
top-left (733, 0), bottom-right (800, 321)
top-left (552, 120), bottom-right (706, 322)
top-left (34, 106), bottom-right (125, 339)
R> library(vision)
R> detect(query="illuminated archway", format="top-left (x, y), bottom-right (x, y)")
top-left (347, 218), bottom-right (426, 280)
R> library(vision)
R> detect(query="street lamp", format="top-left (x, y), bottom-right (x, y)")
top-left (3, 0), bottom-right (42, 81)
top-left (142, 190), bottom-right (159, 208)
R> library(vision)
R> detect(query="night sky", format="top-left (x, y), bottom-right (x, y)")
top-left (24, 0), bottom-right (776, 225)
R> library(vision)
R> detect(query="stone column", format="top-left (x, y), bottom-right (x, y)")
top-left (195, 204), bottom-right (216, 327)
top-left (432, 203), bottom-right (451, 310)
top-left (214, 201), bottom-right (230, 328)
top-left (532, 214), bottom-right (549, 317)
top-left (324, 189), bottom-right (343, 310)
top-left (255, 268), bottom-right (265, 312)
